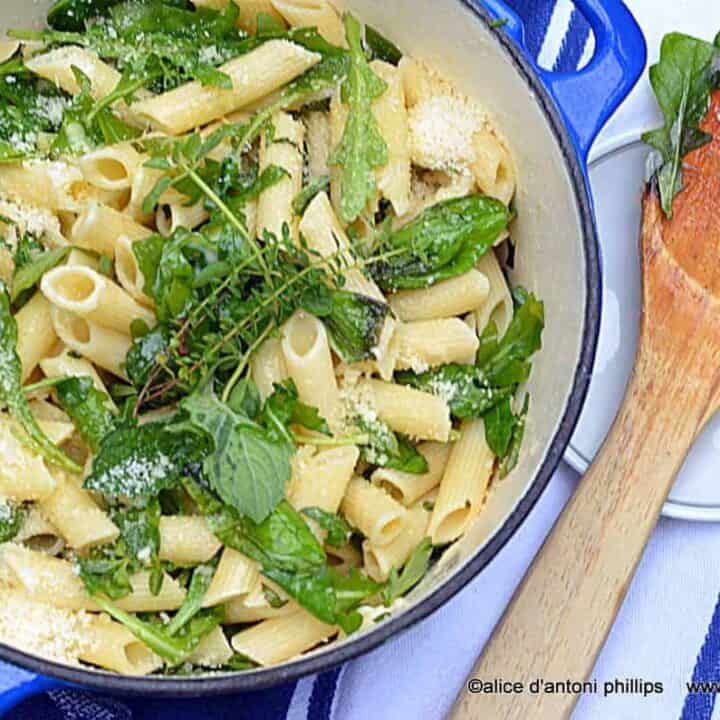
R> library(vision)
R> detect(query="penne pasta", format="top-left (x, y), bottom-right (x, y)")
top-left (131, 41), bottom-right (321, 135)
top-left (231, 610), bottom-right (337, 666)
top-left (158, 516), bottom-right (222, 566)
top-left (371, 441), bottom-right (451, 506)
top-left (270, 0), bottom-right (345, 46)
top-left (79, 144), bottom-right (142, 193)
top-left (389, 269), bottom-right (490, 322)
top-left (474, 250), bottom-right (514, 336)
top-left (71, 202), bottom-right (152, 258)
top-left (251, 336), bottom-right (290, 401)
top-left (16, 293), bottom-right (58, 381)
top-left (429, 419), bottom-right (495, 545)
top-left (393, 319), bottom-right (479, 371)
top-left (42, 265), bottom-right (155, 335)
top-left (203, 549), bottom-right (261, 607)
top-left (341, 476), bottom-right (407, 546)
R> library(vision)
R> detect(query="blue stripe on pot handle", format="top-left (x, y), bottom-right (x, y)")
top-left (0, 669), bottom-right (61, 716)
top-left (482, 0), bottom-right (647, 164)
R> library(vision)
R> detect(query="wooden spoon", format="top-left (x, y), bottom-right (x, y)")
top-left (449, 91), bottom-right (720, 720)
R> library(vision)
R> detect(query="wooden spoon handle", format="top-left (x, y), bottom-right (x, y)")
top-left (449, 345), bottom-right (703, 720)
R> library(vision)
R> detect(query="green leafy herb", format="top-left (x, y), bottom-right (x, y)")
top-left (328, 13), bottom-right (388, 223)
top-left (302, 286), bottom-right (390, 364)
top-left (84, 421), bottom-right (195, 500)
top-left (93, 595), bottom-right (223, 666)
top-left (261, 380), bottom-right (330, 439)
top-left (370, 195), bottom-right (510, 290)
top-left (302, 507), bottom-right (352, 547)
top-left (180, 384), bottom-right (291, 523)
top-left (56, 376), bottom-right (115, 453)
top-left (47, 0), bottom-right (123, 31)
top-left (165, 562), bottom-right (217, 636)
top-left (643, 33), bottom-right (720, 217)
top-left (382, 537), bottom-right (433, 604)
top-left (222, 653), bottom-right (257, 671)
top-left (11, 247), bottom-right (70, 302)
top-left (364, 26), bottom-right (402, 65)
top-left (357, 414), bottom-right (429, 474)
top-left (0, 499), bottom-right (25, 543)
top-left (498, 394), bottom-right (529, 479)
top-left (483, 396), bottom-right (514, 457)
top-left (0, 286), bottom-right (80, 472)
top-left (292, 175), bottom-right (330, 216)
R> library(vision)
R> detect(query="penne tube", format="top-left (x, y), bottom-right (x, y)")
top-left (370, 60), bottom-right (411, 216)
top-left (231, 610), bottom-right (337, 666)
top-left (42, 265), bottom-right (155, 335)
top-left (270, 0), bottom-right (346, 45)
top-left (188, 626), bottom-right (233, 668)
top-left (289, 445), bottom-right (360, 514)
top-left (1, 545), bottom-right (186, 612)
top-left (251, 336), bottom-right (289, 401)
top-left (16, 506), bottom-right (64, 556)
top-left (393, 319), bottom-right (479, 370)
top-left (39, 472), bottom-right (120, 550)
top-left (203, 549), bottom-right (261, 608)
top-left (82, 614), bottom-right (163, 675)
top-left (66, 249), bottom-right (100, 271)
top-left (0, 417), bottom-right (57, 502)
top-left (156, 197), bottom-right (209, 237)
top-left (51, 307), bottom-right (132, 379)
top-left (128, 164), bottom-right (163, 224)
top-left (340, 476), bottom-right (407, 546)
top-left (363, 504), bottom-right (431, 582)
top-left (131, 41), bottom-right (321, 135)
top-left (359, 379), bottom-right (451, 442)
top-left (256, 112), bottom-right (305, 241)
top-left (298, 192), bottom-right (397, 379)
top-left (389, 269), bottom-right (490, 322)
top-left (115, 235), bottom-right (154, 308)
top-left (471, 128), bottom-right (517, 206)
top-left (16, 293), bottom-right (58, 381)
top-left (371, 441), bottom-right (451, 506)
top-left (304, 111), bottom-right (331, 180)
top-left (474, 250), bottom-right (514, 337)
top-left (0, 161), bottom-right (84, 213)
top-left (79, 144), bottom-right (142, 193)
top-left (39, 347), bottom-right (116, 410)
top-left (71, 202), bottom-right (152, 258)
top-left (282, 310), bottom-right (342, 432)
top-left (26, 46), bottom-right (121, 101)
top-left (158, 516), bottom-right (222, 566)
top-left (429, 419), bottom-right (496, 545)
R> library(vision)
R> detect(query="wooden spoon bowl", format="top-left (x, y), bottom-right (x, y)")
top-left (450, 90), bottom-right (720, 720)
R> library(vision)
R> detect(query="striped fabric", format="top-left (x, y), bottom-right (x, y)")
top-left (0, 2), bottom-right (600, 719)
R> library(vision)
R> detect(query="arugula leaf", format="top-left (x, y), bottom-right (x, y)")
top-left (166, 562), bottom-right (217, 636)
top-left (370, 195), bottom-right (510, 290)
top-left (47, 0), bottom-right (123, 30)
top-left (395, 363), bottom-right (513, 420)
top-left (85, 421), bottom-right (195, 501)
top-left (93, 595), bottom-right (223, 666)
top-left (300, 285), bottom-right (390, 364)
top-left (328, 13), bottom-right (388, 223)
top-left (483, 396), bottom-right (514, 457)
top-left (0, 286), bottom-right (80, 472)
top-left (77, 551), bottom-right (133, 600)
top-left (126, 324), bottom-right (172, 388)
top-left (222, 653), bottom-right (257, 671)
top-left (56, 376), bottom-right (115, 453)
top-left (365, 26), bottom-right (402, 65)
top-left (292, 175), bottom-right (330, 216)
top-left (0, 499), bottom-right (25, 543)
top-left (498, 395), bottom-right (529, 479)
top-left (302, 507), bottom-right (352, 548)
top-left (382, 537), bottom-right (433, 604)
top-left (11, 247), bottom-right (69, 302)
top-left (356, 414), bottom-right (429, 474)
top-left (480, 288), bottom-right (544, 386)
top-left (643, 33), bottom-right (720, 217)
top-left (261, 380), bottom-right (330, 439)
top-left (133, 231), bottom-right (194, 321)
top-left (181, 384), bottom-right (291, 523)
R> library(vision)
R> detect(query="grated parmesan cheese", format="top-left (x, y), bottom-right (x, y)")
top-left (409, 95), bottom-right (485, 173)
top-left (0, 588), bottom-right (93, 666)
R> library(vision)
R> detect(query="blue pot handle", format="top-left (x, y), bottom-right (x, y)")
top-left (482, 0), bottom-right (647, 163)
top-left (0, 666), bottom-right (62, 718)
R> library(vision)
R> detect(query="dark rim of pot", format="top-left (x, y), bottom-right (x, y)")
top-left (0, 0), bottom-right (602, 698)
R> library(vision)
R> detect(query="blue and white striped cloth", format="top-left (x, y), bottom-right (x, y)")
top-left (7, 2), bottom-right (720, 718)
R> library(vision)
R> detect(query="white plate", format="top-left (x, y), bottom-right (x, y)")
top-left (565, 138), bottom-right (720, 521)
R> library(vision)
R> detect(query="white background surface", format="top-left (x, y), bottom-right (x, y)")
top-left (333, 1), bottom-right (720, 718)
